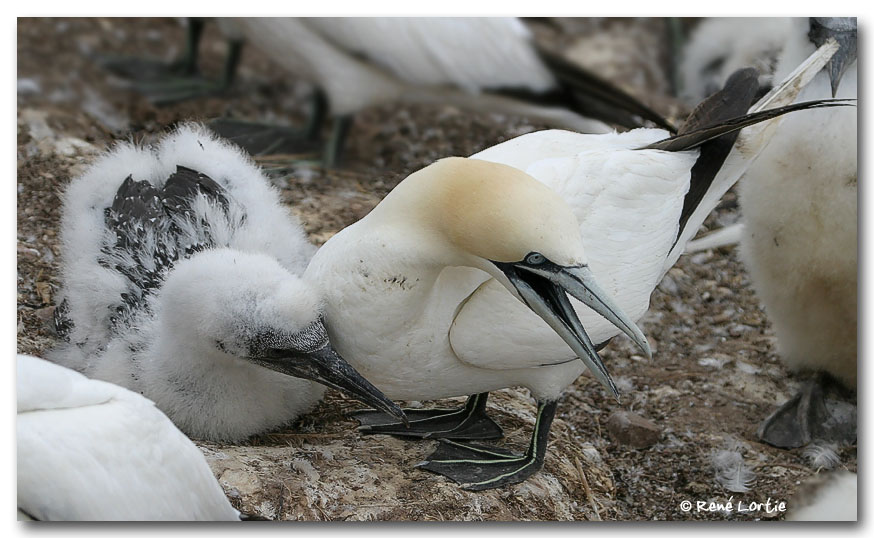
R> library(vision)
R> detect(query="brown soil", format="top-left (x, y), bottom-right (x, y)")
top-left (16, 17), bottom-right (856, 521)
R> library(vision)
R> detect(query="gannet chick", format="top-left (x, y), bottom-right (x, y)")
top-left (786, 471), bottom-right (857, 521)
top-left (212, 17), bottom-right (673, 165)
top-left (738, 18), bottom-right (857, 449)
top-left (679, 18), bottom-right (793, 104)
top-left (17, 354), bottom-right (239, 521)
top-left (49, 123), bottom-right (404, 442)
top-left (305, 42), bottom-right (850, 490)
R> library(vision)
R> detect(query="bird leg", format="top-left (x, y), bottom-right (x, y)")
top-left (352, 392), bottom-right (503, 441)
top-left (416, 399), bottom-right (557, 491)
top-left (757, 372), bottom-right (856, 449)
top-left (322, 115), bottom-right (353, 168)
top-left (97, 18), bottom-right (244, 106)
top-left (132, 39), bottom-right (244, 105)
top-left (207, 89), bottom-right (330, 162)
top-left (97, 18), bottom-right (206, 82)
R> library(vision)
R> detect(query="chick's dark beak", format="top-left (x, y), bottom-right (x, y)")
top-left (251, 344), bottom-right (408, 426)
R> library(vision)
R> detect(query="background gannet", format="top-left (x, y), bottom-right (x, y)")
top-left (17, 354), bottom-right (240, 521)
top-left (48, 123), bottom-right (404, 442)
top-left (173, 18), bottom-right (674, 165)
top-left (737, 18), bottom-right (857, 449)
top-left (304, 42), bottom-right (848, 490)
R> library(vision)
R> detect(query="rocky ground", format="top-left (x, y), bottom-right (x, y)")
top-left (16, 17), bottom-right (856, 521)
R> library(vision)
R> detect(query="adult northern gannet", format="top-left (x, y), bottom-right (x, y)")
top-left (48, 123), bottom-right (404, 443)
top-left (17, 354), bottom-right (240, 521)
top-left (210, 17), bottom-right (674, 165)
top-left (305, 42), bottom-right (850, 490)
top-left (738, 18), bottom-right (857, 449)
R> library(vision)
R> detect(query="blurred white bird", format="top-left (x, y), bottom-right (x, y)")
top-left (679, 18), bottom-right (794, 104)
top-left (103, 18), bottom-right (674, 166)
top-left (738, 18), bottom-right (857, 449)
top-left (304, 42), bottom-right (849, 490)
top-left (222, 17), bottom-right (674, 164)
top-left (17, 354), bottom-right (240, 521)
top-left (49, 123), bottom-right (404, 443)
top-left (786, 471), bottom-right (857, 521)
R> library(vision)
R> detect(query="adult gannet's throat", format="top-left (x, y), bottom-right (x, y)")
top-left (493, 252), bottom-right (650, 396)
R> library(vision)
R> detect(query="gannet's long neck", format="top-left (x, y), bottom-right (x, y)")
top-left (306, 213), bottom-right (483, 339)
top-left (305, 165), bottom-right (502, 382)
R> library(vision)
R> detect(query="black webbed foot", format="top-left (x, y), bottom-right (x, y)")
top-left (758, 372), bottom-right (856, 448)
top-left (416, 399), bottom-right (558, 491)
top-left (352, 393), bottom-right (503, 441)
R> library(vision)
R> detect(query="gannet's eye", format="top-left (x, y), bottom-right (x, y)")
top-left (525, 252), bottom-right (546, 265)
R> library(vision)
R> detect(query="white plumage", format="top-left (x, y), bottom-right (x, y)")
top-left (232, 17), bottom-right (612, 133)
top-left (49, 123), bottom-right (400, 442)
top-left (738, 19), bottom-right (857, 389)
top-left (17, 354), bottom-right (239, 521)
top-left (786, 471), bottom-right (857, 521)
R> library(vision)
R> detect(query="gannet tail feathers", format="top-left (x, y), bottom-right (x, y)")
top-left (532, 46), bottom-right (677, 132)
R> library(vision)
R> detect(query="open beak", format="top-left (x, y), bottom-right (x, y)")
top-left (809, 17), bottom-right (857, 97)
top-left (251, 344), bottom-right (409, 426)
top-left (497, 261), bottom-right (650, 398)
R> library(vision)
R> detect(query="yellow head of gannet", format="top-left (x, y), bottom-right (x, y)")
top-left (365, 156), bottom-right (650, 395)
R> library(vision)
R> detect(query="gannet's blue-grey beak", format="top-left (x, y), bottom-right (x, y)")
top-left (809, 17), bottom-right (857, 97)
top-left (250, 344), bottom-right (409, 426)
top-left (494, 254), bottom-right (650, 398)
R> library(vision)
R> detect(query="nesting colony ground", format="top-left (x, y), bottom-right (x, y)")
top-left (16, 17), bottom-right (856, 521)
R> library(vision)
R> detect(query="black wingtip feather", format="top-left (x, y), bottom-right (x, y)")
top-left (642, 98), bottom-right (856, 152)
top-left (659, 68), bottom-right (761, 240)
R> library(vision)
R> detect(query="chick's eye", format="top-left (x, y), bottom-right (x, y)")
top-left (526, 253), bottom-right (545, 265)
